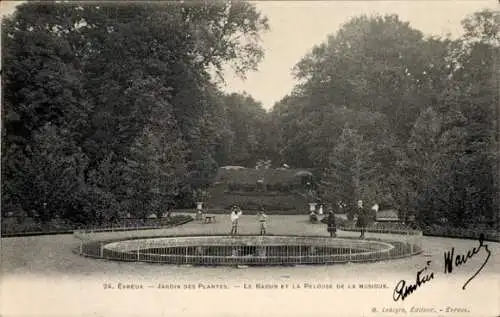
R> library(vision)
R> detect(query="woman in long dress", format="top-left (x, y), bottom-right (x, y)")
top-left (327, 210), bottom-right (336, 237)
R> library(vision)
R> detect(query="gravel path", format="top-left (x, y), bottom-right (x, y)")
top-left (1, 215), bottom-right (499, 317)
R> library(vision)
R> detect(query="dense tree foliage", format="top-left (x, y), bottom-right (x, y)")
top-left (2, 2), bottom-right (497, 231)
top-left (271, 11), bottom-right (499, 228)
top-left (2, 1), bottom-right (268, 222)
top-left (214, 92), bottom-right (269, 166)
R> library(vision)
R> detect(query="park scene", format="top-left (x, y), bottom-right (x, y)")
top-left (1, 1), bottom-right (499, 317)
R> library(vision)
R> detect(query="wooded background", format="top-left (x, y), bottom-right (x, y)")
top-left (2, 2), bottom-right (498, 230)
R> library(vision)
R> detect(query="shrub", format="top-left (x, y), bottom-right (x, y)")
top-left (422, 224), bottom-right (499, 242)
top-left (1, 214), bottom-right (193, 236)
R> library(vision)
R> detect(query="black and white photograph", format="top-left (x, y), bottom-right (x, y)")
top-left (1, 1), bottom-right (499, 316)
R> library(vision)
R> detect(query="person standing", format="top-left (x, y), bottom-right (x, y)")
top-left (356, 200), bottom-right (367, 239)
top-left (230, 205), bottom-right (242, 235)
top-left (326, 208), bottom-right (337, 237)
top-left (196, 209), bottom-right (203, 222)
top-left (258, 209), bottom-right (268, 235)
top-left (309, 210), bottom-right (318, 223)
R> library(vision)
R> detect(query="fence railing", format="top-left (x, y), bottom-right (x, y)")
top-left (74, 230), bottom-right (423, 266)
top-left (339, 226), bottom-right (423, 236)
top-left (1, 214), bottom-right (193, 237)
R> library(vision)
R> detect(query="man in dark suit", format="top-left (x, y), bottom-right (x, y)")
top-left (356, 200), bottom-right (367, 239)
top-left (326, 206), bottom-right (337, 237)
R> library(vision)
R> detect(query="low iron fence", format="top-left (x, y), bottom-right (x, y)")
top-left (73, 230), bottom-right (423, 266)
top-left (2, 215), bottom-right (193, 237)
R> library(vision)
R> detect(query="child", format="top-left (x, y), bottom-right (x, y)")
top-left (196, 209), bottom-right (203, 222)
top-left (230, 205), bottom-right (242, 235)
top-left (258, 209), bottom-right (268, 235)
top-left (309, 211), bottom-right (319, 223)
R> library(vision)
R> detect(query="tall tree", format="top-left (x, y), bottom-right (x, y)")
top-left (216, 92), bottom-right (269, 167)
top-left (2, 1), bottom-right (269, 220)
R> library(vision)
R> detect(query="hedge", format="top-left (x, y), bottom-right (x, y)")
top-left (1, 214), bottom-right (193, 237)
top-left (340, 222), bottom-right (499, 242)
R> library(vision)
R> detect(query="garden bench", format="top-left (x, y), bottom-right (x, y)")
top-left (203, 216), bottom-right (216, 224)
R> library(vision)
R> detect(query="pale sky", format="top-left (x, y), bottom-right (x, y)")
top-left (2, 1), bottom-right (499, 110)
top-left (225, 1), bottom-right (499, 110)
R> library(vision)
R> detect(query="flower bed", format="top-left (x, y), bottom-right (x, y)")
top-left (206, 193), bottom-right (308, 211)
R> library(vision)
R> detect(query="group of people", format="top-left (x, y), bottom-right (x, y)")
top-left (229, 205), bottom-right (267, 236)
top-left (316, 200), bottom-right (372, 239)
top-left (222, 199), bottom-right (372, 239)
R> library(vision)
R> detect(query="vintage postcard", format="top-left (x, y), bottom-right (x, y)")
top-left (1, 1), bottom-right (499, 316)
